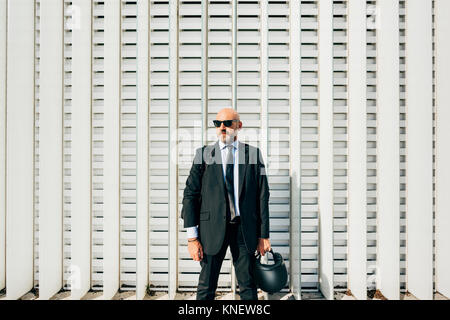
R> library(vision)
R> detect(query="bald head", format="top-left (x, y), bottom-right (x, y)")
top-left (216, 108), bottom-right (240, 122)
top-left (215, 108), bottom-right (242, 143)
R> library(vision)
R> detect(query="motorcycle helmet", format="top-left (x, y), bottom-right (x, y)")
top-left (253, 249), bottom-right (288, 293)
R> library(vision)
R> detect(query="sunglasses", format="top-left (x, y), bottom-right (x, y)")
top-left (213, 120), bottom-right (239, 128)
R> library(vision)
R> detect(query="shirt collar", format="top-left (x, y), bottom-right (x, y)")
top-left (218, 138), bottom-right (239, 150)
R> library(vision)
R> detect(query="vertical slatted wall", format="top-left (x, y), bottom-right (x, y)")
top-left (399, 0), bottom-right (407, 294)
top-left (63, 0), bottom-right (72, 291)
top-left (121, 0), bottom-right (138, 291)
top-left (265, 0), bottom-right (291, 292)
top-left (91, 0), bottom-right (104, 292)
top-left (177, 0), bottom-right (208, 291)
top-left (377, 0), bottom-right (400, 300)
top-left (35, 0), bottom-right (41, 292)
top-left (332, 0), bottom-right (348, 292)
top-left (301, 0), bottom-right (321, 293)
top-left (148, 0), bottom-right (170, 291)
top-left (0, 0), bottom-right (449, 300)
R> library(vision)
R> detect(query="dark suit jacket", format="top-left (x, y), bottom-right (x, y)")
top-left (181, 140), bottom-right (270, 256)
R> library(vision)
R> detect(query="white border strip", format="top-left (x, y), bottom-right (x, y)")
top-left (260, 0), bottom-right (268, 158)
top-left (202, 0), bottom-right (208, 145)
top-left (318, 0), bottom-right (334, 300)
top-left (136, 0), bottom-right (150, 300)
top-left (231, 0), bottom-right (237, 297)
top-left (168, 0), bottom-right (179, 299)
top-left (260, 0), bottom-right (269, 300)
top-left (405, 0), bottom-right (433, 301)
top-left (376, 0), bottom-right (400, 301)
top-left (70, 0), bottom-right (92, 300)
top-left (6, 0), bottom-right (35, 300)
top-left (347, 0), bottom-right (367, 300)
top-left (434, 0), bottom-right (450, 299)
top-left (39, 0), bottom-right (64, 300)
top-left (289, 0), bottom-right (302, 300)
top-left (103, 0), bottom-right (121, 300)
top-left (0, 0), bottom-right (7, 292)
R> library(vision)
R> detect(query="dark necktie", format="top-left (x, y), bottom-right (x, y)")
top-left (225, 144), bottom-right (236, 222)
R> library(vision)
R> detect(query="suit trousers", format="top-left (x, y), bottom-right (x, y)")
top-left (196, 220), bottom-right (258, 300)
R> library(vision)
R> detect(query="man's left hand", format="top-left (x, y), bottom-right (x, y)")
top-left (257, 238), bottom-right (271, 256)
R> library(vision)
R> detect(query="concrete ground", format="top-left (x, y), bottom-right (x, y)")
top-left (0, 288), bottom-right (448, 300)
top-left (0, 289), bottom-right (307, 300)
top-left (333, 291), bottom-right (449, 300)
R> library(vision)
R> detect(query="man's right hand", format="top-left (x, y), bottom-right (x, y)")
top-left (188, 238), bottom-right (204, 261)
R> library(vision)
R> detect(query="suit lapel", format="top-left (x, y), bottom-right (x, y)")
top-left (238, 141), bottom-right (247, 199)
top-left (211, 141), bottom-right (225, 195)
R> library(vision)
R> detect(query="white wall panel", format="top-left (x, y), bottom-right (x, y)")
top-left (347, 0), bottom-right (367, 300)
top-left (318, 0), bottom-right (334, 300)
top-left (201, 0), bottom-right (208, 145)
top-left (405, 0), bottom-right (434, 301)
top-left (365, 0), bottom-right (377, 293)
top-left (34, 0), bottom-right (40, 293)
top-left (290, 0), bottom-right (301, 300)
top-left (71, 0), bottom-right (92, 300)
top-left (91, 0), bottom-right (105, 291)
top-left (235, 0), bottom-right (259, 295)
top-left (119, 0), bottom-right (138, 291)
top-left (177, 0), bottom-right (204, 292)
top-left (168, 0), bottom-right (178, 299)
top-left (260, 0), bottom-right (268, 166)
top-left (0, 0), bottom-right (6, 292)
top-left (298, 0), bottom-right (320, 293)
top-left (260, 0), bottom-right (269, 300)
top-left (265, 0), bottom-right (291, 292)
top-left (230, 0), bottom-right (239, 295)
top-left (149, 0), bottom-right (171, 292)
top-left (434, 0), bottom-right (450, 299)
top-left (103, 0), bottom-right (121, 299)
top-left (63, 0), bottom-right (73, 290)
top-left (376, 0), bottom-right (400, 300)
top-left (136, 0), bottom-right (149, 300)
top-left (399, 0), bottom-right (407, 293)
top-left (39, 0), bottom-right (64, 300)
top-left (207, 0), bottom-right (233, 112)
top-left (332, 0), bottom-right (349, 291)
top-left (6, 0), bottom-right (35, 300)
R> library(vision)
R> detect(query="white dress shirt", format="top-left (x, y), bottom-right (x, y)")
top-left (186, 139), bottom-right (241, 239)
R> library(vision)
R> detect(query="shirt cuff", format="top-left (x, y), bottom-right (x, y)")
top-left (186, 226), bottom-right (198, 239)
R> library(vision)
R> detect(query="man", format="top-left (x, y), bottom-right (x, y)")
top-left (181, 108), bottom-right (271, 300)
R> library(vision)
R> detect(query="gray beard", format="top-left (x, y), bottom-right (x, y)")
top-left (218, 132), bottom-right (236, 144)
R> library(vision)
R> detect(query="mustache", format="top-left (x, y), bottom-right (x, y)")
top-left (220, 128), bottom-right (236, 134)
top-left (218, 128), bottom-right (238, 138)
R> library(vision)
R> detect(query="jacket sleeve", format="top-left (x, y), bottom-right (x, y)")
top-left (181, 146), bottom-right (204, 228)
top-left (257, 148), bottom-right (270, 239)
